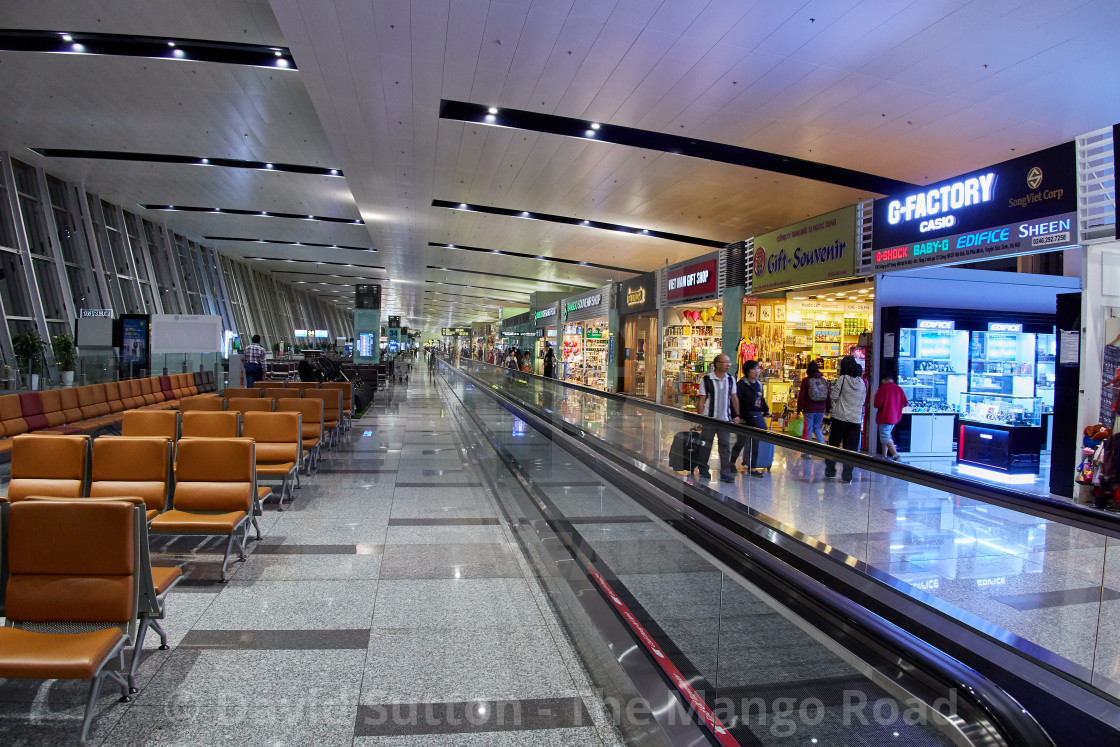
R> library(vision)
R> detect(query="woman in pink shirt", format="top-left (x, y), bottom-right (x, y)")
top-left (873, 372), bottom-right (909, 461)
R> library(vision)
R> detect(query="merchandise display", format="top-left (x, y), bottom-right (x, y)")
top-left (897, 327), bottom-right (968, 415)
top-left (969, 331), bottom-right (1037, 397)
top-left (1035, 333), bottom-right (1056, 409)
top-left (662, 303), bottom-right (723, 411)
top-left (958, 393), bottom-right (1045, 474)
top-left (960, 393), bottom-right (1042, 428)
top-left (561, 325), bottom-right (583, 383)
top-left (582, 321), bottom-right (610, 390)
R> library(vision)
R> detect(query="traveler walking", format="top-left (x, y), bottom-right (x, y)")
top-left (694, 353), bottom-right (741, 483)
top-left (796, 361), bottom-right (830, 454)
top-left (824, 355), bottom-right (867, 483)
top-left (730, 360), bottom-right (769, 477)
top-left (873, 370), bottom-right (909, 461)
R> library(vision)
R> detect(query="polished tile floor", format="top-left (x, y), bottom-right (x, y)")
top-left (0, 373), bottom-right (622, 746)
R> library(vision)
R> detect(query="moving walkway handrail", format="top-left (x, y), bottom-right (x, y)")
top-left (452, 356), bottom-right (1120, 541)
top-left (442, 358), bottom-right (1057, 747)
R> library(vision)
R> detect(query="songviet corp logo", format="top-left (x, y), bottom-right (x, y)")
top-left (1026, 166), bottom-right (1043, 190)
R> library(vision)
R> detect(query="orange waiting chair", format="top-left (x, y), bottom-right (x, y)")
top-left (287, 382), bottom-right (319, 392)
top-left (321, 382), bottom-right (353, 430)
top-left (253, 381), bottom-right (285, 389)
top-left (222, 387), bottom-right (259, 399)
top-left (5, 433), bottom-right (90, 502)
top-left (149, 438), bottom-right (257, 582)
top-left (90, 436), bottom-right (173, 522)
top-left (121, 410), bottom-right (180, 440)
top-left (0, 497), bottom-right (149, 745)
top-left (242, 412), bottom-right (303, 508)
top-left (264, 388), bottom-right (301, 402)
top-left (181, 411), bottom-right (241, 439)
top-left (277, 398), bottom-right (324, 472)
top-left (305, 388), bottom-right (342, 448)
top-left (227, 397), bottom-right (274, 415)
top-left (179, 396), bottom-right (225, 412)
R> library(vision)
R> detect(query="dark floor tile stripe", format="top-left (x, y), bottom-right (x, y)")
top-left (394, 482), bottom-right (482, 488)
top-left (253, 543), bottom-right (376, 555)
top-left (180, 629), bottom-right (371, 650)
top-left (354, 697), bottom-right (592, 737)
top-left (316, 468), bottom-right (399, 474)
top-left (992, 586), bottom-right (1120, 610)
top-left (388, 518), bottom-right (500, 526)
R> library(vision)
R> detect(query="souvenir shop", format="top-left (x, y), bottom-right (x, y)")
top-left (499, 310), bottom-right (535, 363)
top-left (470, 321), bottom-right (497, 363)
top-left (616, 272), bottom-right (658, 399)
top-left (533, 301), bottom-right (560, 376)
top-left (739, 206), bottom-right (865, 427)
top-left (660, 252), bottom-right (723, 412)
top-left (869, 141), bottom-right (1082, 490)
top-left (559, 284), bottom-right (615, 391)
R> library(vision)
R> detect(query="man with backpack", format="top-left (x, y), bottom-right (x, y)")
top-left (695, 353), bottom-right (741, 483)
top-left (796, 361), bottom-right (830, 456)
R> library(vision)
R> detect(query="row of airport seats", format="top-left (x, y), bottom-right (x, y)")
top-left (0, 372), bottom-right (216, 457)
top-left (0, 436), bottom-right (267, 743)
top-left (226, 380), bottom-right (353, 434)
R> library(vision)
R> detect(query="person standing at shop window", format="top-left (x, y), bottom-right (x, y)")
top-left (730, 360), bottom-right (769, 477)
top-left (824, 355), bottom-right (867, 483)
top-left (873, 370), bottom-right (908, 461)
top-left (543, 344), bottom-right (557, 378)
top-left (796, 361), bottom-right (831, 456)
top-left (243, 334), bottom-right (266, 388)
top-left (695, 353), bottom-right (741, 483)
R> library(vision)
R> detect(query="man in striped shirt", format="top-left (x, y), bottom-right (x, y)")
top-left (243, 334), bottom-right (266, 387)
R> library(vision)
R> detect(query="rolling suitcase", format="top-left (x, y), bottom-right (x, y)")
top-left (753, 439), bottom-right (775, 471)
top-left (670, 429), bottom-right (704, 471)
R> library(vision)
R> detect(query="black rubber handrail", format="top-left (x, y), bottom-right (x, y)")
top-left (452, 356), bottom-right (1120, 540)
top-left (442, 359), bottom-right (1057, 747)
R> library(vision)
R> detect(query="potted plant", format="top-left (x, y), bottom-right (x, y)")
top-left (12, 329), bottom-right (47, 390)
top-left (52, 333), bottom-right (77, 386)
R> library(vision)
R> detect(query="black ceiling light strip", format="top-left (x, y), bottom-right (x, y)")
top-left (246, 256), bottom-right (384, 269)
top-left (33, 149), bottom-right (341, 177)
top-left (440, 99), bottom-right (918, 195)
top-left (425, 279), bottom-right (531, 296)
top-left (432, 199), bottom-right (723, 249)
top-left (426, 265), bottom-right (595, 289)
top-left (428, 241), bottom-right (639, 274)
top-left (272, 271), bottom-right (383, 281)
top-left (0, 30), bottom-right (296, 69)
top-left (142, 205), bottom-right (363, 224)
top-left (209, 236), bottom-right (372, 251)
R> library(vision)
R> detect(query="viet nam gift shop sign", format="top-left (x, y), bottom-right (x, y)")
top-left (666, 253), bottom-right (720, 303)
top-left (752, 206), bottom-right (858, 292)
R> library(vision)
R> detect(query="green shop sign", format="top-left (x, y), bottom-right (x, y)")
top-left (751, 206), bottom-right (858, 292)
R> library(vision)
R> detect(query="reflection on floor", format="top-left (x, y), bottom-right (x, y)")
top-left (903, 453), bottom-right (1058, 500)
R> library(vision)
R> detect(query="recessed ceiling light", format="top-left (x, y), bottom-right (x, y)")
top-left (274, 50), bottom-right (283, 57)
top-left (71, 43), bottom-right (85, 52)
top-left (487, 107), bottom-right (498, 114)
top-left (264, 163), bottom-right (273, 169)
top-left (172, 49), bottom-right (185, 58)
top-left (581, 220), bottom-right (589, 226)
top-left (61, 34), bottom-right (72, 42)
top-left (329, 169), bottom-right (339, 175)
top-left (200, 158), bottom-right (209, 164)
top-left (459, 203), bottom-right (468, 209)
top-left (276, 59), bottom-right (289, 67)
top-left (484, 114), bottom-right (496, 122)
top-left (590, 122), bottom-right (600, 130)
top-left (585, 130), bottom-right (595, 137)
top-left (167, 41), bottom-right (176, 47)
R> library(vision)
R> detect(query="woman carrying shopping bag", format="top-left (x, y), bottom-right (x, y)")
top-left (731, 360), bottom-right (770, 477)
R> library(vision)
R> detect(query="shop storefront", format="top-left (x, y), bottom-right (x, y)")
top-left (660, 253), bottom-right (723, 411)
top-left (469, 321), bottom-right (497, 363)
top-left (742, 206), bottom-right (864, 427)
top-left (559, 285), bottom-right (615, 391)
top-left (499, 310), bottom-right (535, 365)
top-left (533, 302), bottom-right (560, 376)
top-left (870, 142), bottom-right (1081, 488)
top-left (616, 272), bottom-right (658, 399)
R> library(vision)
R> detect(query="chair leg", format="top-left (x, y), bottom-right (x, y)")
top-left (81, 674), bottom-right (105, 744)
top-left (251, 514), bottom-right (261, 540)
top-left (151, 619), bottom-right (170, 650)
top-left (219, 533), bottom-right (237, 582)
top-left (128, 616), bottom-right (151, 693)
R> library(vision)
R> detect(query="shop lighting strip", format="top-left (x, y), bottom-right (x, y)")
top-left (432, 200), bottom-right (724, 249)
top-left (425, 289), bottom-right (526, 304)
top-left (426, 265), bottom-right (595, 289)
top-left (428, 241), bottom-right (641, 274)
top-left (247, 257), bottom-right (385, 270)
top-left (439, 99), bottom-right (918, 195)
top-left (142, 205), bottom-right (363, 225)
top-left (208, 236), bottom-right (373, 251)
top-left (32, 149), bottom-right (341, 177)
top-left (0, 30), bottom-right (296, 69)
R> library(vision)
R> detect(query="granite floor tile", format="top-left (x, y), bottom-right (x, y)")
top-left (372, 578), bottom-right (542, 629)
top-left (384, 524), bottom-right (506, 545)
top-left (360, 626), bottom-right (579, 704)
top-left (192, 579), bottom-right (378, 630)
top-left (236, 552), bottom-right (382, 581)
top-left (99, 704), bottom-right (358, 746)
top-left (179, 629), bottom-right (371, 650)
top-left (379, 542), bottom-right (524, 580)
top-left (353, 698), bottom-right (593, 738)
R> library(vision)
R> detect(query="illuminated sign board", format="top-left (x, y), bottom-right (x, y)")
top-left (442, 327), bottom-right (470, 336)
top-left (293, 329), bottom-right (309, 337)
top-left (918, 320), bottom-right (955, 330)
top-left (872, 142), bottom-right (1077, 270)
top-left (355, 284), bottom-right (381, 310)
top-left (80, 308), bottom-right (113, 318)
top-left (988, 322), bottom-right (1023, 332)
top-left (387, 315), bottom-right (401, 328)
top-left (314, 329), bottom-right (328, 338)
top-left (534, 306), bottom-right (556, 320)
top-left (616, 272), bottom-right (657, 315)
top-left (666, 253), bottom-right (720, 303)
top-left (752, 207), bottom-right (858, 292)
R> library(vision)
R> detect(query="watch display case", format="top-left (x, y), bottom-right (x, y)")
top-left (897, 328), bottom-right (968, 412)
top-left (959, 392), bottom-right (1042, 428)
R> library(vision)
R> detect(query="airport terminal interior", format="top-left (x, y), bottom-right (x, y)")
top-left (1, 1), bottom-right (1120, 745)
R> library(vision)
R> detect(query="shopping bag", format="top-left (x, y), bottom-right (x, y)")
top-left (787, 415), bottom-right (805, 438)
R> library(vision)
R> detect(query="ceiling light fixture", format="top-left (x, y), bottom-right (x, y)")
top-left (585, 130), bottom-right (595, 137)
top-left (61, 34), bottom-right (72, 42)
top-left (172, 48), bottom-right (185, 58)
top-left (276, 59), bottom-right (289, 67)
top-left (590, 122), bottom-right (600, 130)
top-left (71, 43), bottom-right (85, 52)
top-left (487, 107), bottom-right (498, 114)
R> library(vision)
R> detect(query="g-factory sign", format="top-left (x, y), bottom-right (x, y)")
top-left (872, 141), bottom-right (1077, 271)
top-left (666, 253), bottom-right (720, 303)
top-left (616, 272), bottom-right (656, 315)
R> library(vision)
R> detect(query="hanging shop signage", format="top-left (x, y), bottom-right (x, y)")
top-left (355, 284), bottom-right (381, 310)
top-left (617, 272), bottom-right (657, 315)
top-left (871, 141), bottom-right (1078, 271)
top-left (988, 322), bottom-right (1023, 332)
top-left (918, 319), bottom-right (956, 330)
top-left (786, 298), bottom-right (871, 313)
top-left (666, 253), bottom-right (720, 303)
top-left (752, 207), bottom-right (858, 292)
top-left (534, 303), bottom-right (558, 329)
top-left (442, 327), bottom-right (470, 336)
top-left (387, 315), bottom-right (401, 328)
top-left (562, 285), bottom-right (611, 323)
